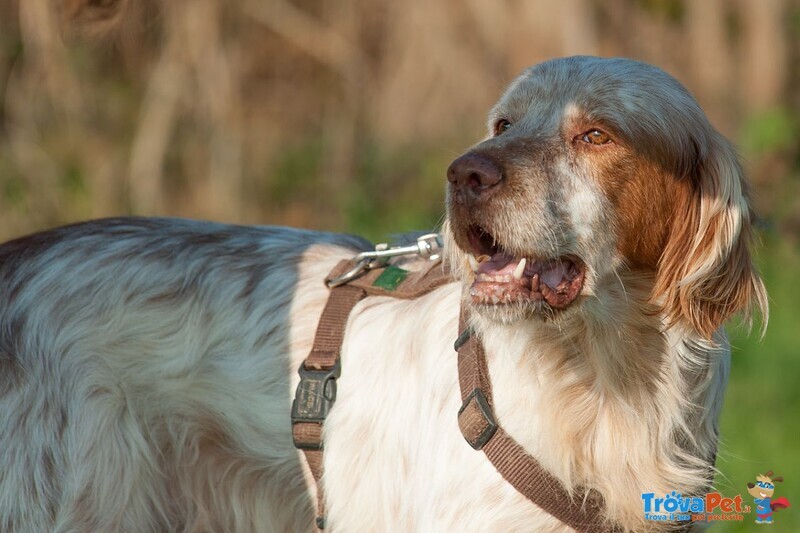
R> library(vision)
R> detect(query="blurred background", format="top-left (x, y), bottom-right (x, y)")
top-left (0, 0), bottom-right (797, 529)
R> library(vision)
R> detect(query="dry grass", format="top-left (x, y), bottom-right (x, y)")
top-left (0, 0), bottom-right (798, 240)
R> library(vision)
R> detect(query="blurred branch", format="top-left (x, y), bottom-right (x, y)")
top-left (57, 0), bottom-right (131, 38)
top-left (17, 0), bottom-right (84, 118)
top-left (740, 0), bottom-right (788, 112)
top-left (184, 0), bottom-right (242, 218)
top-left (128, 11), bottom-right (187, 214)
top-left (0, 0), bottom-right (797, 239)
top-left (3, 0), bottom-right (85, 228)
top-left (687, 0), bottom-right (733, 131)
top-left (242, 0), bottom-right (366, 86)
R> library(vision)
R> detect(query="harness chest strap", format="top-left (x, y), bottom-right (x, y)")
top-left (291, 259), bottom-right (622, 532)
top-left (291, 258), bottom-right (453, 529)
top-left (455, 310), bottom-right (620, 533)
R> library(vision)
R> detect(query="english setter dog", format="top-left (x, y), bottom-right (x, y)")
top-left (0, 56), bottom-right (765, 531)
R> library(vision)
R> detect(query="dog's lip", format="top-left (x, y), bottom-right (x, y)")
top-left (459, 225), bottom-right (586, 309)
top-left (467, 250), bottom-right (586, 309)
top-left (466, 225), bottom-right (500, 257)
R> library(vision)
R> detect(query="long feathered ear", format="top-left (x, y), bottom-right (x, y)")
top-left (654, 133), bottom-right (768, 339)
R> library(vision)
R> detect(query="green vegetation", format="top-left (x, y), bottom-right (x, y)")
top-left (714, 235), bottom-right (800, 532)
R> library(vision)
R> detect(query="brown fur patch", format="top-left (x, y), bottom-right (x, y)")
top-left (653, 136), bottom-right (766, 338)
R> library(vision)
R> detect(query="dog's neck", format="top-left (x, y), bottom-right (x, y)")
top-left (468, 273), bottom-right (727, 529)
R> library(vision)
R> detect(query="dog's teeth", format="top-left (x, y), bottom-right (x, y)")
top-left (468, 254), bottom-right (480, 272)
top-left (541, 283), bottom-right (552, 299)
top-left (513, 258), bottom-right (526, 280)
top-left (531, 272), bottom-right (540, 291)
top-left (477, 255), bottom-right (490, 262)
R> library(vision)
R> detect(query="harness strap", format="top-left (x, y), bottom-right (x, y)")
top-left (291, 258), bottom-right (452, 529)
top-left (455, 309), bottom-right (620, 533)
top-left (292, 283), bottom-right (364, 530)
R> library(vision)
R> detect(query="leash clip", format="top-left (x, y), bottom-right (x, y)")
top-left (327, 233), bottom-right (443, 288)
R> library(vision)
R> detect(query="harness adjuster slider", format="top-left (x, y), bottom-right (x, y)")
top-left (457, 388), bottom-right (498, 450)
top-left (291, 360), bottom-right (341, 450)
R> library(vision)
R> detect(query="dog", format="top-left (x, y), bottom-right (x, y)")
top-left (0, 56), bottom-right (765, 532)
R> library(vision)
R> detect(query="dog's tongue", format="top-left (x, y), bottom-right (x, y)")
top-left (476, 252), bottom-right (568, 290)
top-left (540, 262), bottom-right (567, 289)
top-left (476, 252), bottom-right (516, 276)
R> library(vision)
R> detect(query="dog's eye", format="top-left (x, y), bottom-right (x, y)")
top-left (494, 119), bottom-right (512, 136)
top-left (579, 129), bottom-right (611, 145)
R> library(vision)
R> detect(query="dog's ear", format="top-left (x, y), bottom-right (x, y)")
top-left (654, 134), bottom-right (768, 339)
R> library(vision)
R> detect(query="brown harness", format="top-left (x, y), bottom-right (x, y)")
top-left (291, 257), bottom-right (620, 532)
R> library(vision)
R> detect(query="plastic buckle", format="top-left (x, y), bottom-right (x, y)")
top-left (291, 360), bottom-right (341, 450)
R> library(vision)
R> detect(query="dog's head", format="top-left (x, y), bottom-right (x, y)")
top-left (746, 472), bottom-right (782, 499)
top-left (445, 56), bottom-right (766, 338)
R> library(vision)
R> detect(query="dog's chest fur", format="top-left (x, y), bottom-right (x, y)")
top-left (294, 243), bottom-right (727, 531)
top-left (294, 252), bottom-right (565, 531)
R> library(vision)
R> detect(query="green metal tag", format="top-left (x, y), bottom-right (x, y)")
top-left (372, 265), bottom-right (408, 291)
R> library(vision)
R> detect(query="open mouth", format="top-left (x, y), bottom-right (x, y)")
top-left (464, 225), bottom-right (586, 309)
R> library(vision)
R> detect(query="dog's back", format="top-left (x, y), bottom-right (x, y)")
top-left (0, 218), bottom-right (368, 532)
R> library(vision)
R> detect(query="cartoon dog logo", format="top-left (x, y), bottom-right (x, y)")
top-left (747, 471), bottom-right (790, 524)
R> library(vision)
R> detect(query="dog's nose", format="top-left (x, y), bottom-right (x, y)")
top-left (447, 153), bottom-right (503, 202)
